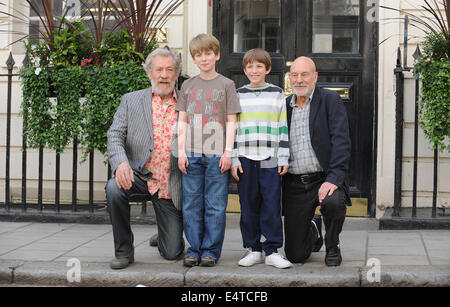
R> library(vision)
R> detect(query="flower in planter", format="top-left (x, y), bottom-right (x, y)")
top-left (35, 67), bottom-right (41, 76)
top-left (81, 58), bottom-right (93, 67)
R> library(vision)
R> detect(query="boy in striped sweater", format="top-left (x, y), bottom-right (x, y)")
top-left (231, 48), bottom-right (292, 269)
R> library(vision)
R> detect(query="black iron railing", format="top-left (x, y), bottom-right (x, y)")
top-left (393, 46), bottom-right (442, 219)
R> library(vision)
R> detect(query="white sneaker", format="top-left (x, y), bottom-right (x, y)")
top-left (265, 253), bottom-right (293, 269)
top-left (238, 251), bottom-right (263, 267)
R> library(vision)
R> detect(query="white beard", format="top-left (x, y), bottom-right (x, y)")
top-left (151, 79), bottom-right (176, 96)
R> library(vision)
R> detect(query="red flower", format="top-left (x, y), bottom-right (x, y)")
top-left (81, 61), bottom-right (86, 67)
top-left (86, 58), bottom-right (93, 64)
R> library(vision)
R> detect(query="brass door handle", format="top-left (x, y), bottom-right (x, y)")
top-left (284, 72), bottom-right (293, 97)
top-left (284, 61), bottom-right (294, 96)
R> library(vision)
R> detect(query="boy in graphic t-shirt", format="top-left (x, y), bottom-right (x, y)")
top-left (176, 34), bottom-right (241, 267)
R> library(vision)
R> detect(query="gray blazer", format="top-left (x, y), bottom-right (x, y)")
top-left (107, 87), bottom-right (183, 210)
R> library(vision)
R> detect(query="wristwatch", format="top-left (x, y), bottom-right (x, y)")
top-left (225, 147), bottom-right (233, 153)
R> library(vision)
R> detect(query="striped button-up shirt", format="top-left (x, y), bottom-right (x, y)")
top-left (288, 91), bottom-right (323, 174)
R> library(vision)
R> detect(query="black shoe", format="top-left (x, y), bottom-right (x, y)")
top-left (311, 215), bottom-right (323, 252)
top-left (149, 234), bottom-right (158, 247)
top-left (183, 256), bottom-right (199, 267)
top-left (325, 245), bottom-right (342, 266)
top-left (200, 256), bottom-right (216, 267)
top-left (110, 254), bottom-right (135, 270)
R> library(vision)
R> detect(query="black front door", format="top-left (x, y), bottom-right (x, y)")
top-left (213, 0), bottom-right (377, 216)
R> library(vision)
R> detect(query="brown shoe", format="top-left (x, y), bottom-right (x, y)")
top-left (200, 256), bottom-right (216, 267)
top-left (183, 256), bottom-right (199, 267)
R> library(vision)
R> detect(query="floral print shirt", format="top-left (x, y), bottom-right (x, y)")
top-left (145, 90), bottom-right (177, 199)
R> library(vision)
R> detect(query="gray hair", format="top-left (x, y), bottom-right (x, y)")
top-left (143, 47), bottom-right (181, 74)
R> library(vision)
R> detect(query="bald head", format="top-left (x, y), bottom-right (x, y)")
top-left (291, 56), bottom-right (317, 73)
top-left (289, 56), bottom-right (318, 99)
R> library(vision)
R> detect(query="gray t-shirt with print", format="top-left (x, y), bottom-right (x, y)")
top-left (176, 74), bottom-right (241, 155)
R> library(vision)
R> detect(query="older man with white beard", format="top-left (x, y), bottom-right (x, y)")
top-left (106, 48), bottom-right (184, 269)
top-left (282, 57), bottom-right (351, 267)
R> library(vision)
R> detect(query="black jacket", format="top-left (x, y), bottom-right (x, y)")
top-left (286, 86), bottom-right (352, 205)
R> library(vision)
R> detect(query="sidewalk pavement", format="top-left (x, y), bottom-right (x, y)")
top-left (0, 214), bottom-right (449, 287)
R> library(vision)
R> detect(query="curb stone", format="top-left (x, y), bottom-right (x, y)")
top-left (185, 265), bottom-right (361, 287)
top-left (1, 261), bottom-right (450, 287)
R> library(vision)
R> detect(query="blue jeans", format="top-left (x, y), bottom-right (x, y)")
top-left (182, 153), bottom-right (229, 261)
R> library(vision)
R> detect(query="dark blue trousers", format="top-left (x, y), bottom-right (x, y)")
top-left (237, 157), bottom-right (283, 256)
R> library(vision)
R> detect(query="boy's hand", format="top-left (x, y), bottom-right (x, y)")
top-left (231, 166), bottom-right (243, 181)
top-left (278, 165), bottom-right (289, 176)
top-left (219, 151), bottom-right (232, 173)
top-left (178, 152), bottom-right (189, 174)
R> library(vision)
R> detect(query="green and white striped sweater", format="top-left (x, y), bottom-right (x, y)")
top-left (232, 83), bottom-right (289, 168)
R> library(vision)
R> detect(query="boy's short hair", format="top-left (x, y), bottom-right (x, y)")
top-left (189, 34), bottom-right (220, 57)
top-left (243, 48), bottom-right (272, 70)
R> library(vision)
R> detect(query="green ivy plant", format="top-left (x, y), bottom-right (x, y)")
top-left (19, 19), bottom-right (156, 160)
top-left (51, 66), bottom-right (86, 153)
top-left (413, 31), bottom-right (450, 152)
top-left (20, 66), bottom-right (52, 149)
top-left (81, 63), bottom-right (150, 161)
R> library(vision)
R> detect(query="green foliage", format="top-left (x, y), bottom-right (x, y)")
top-left (51, 66), bottom-right (86, 153)
top-left (23, 39), bottom-right (51, 68)
top-left (51, 19), bottom-right (94, 68)
top-left (81, 63), bottom-right (150, 161)
top-left (414, 31), bottom-right (450, 152)
top-left (0, 0), bottom-right (185, 169)
top-left (420, 31), bottom-right (450, 60)
top-left (16, 1), bottom-right (181, 161)
top-left (20, 67), bottom-right (52, 149)
top-left (20, 62), bottom-right (150, 159)
top-left (99, 29), bottom-right (157, 65)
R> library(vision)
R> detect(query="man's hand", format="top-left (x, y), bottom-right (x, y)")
top-left (278, 165), bottom-right (289, 176)
top-left (318, 181), bottom-right (338, 203)
top-left (178, 151), bottom-right (189, 174)
top-left (219, 151), bottom-right (232, 173)
top-left (115, 162), bottom-right (134, 190)
top-left (231, 165), bottom-right (243, 181)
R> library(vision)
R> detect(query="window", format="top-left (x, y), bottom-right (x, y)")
top-left (312, 0), bottom-right (360, 53)
top-left (233, 0), bottom-right (281, 53)
top-left (29, 0), bottom-right (63, 40)
top-left (28, 0), bottom-right (121, 39)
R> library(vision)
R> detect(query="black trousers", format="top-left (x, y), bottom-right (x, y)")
top-left (105, 173), bottom-right (184, 260)
top-left (282, 173), bottom-right (347, 263)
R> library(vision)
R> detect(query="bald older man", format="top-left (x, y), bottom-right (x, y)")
top-left (282, 57), bottom-right (351, 266)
